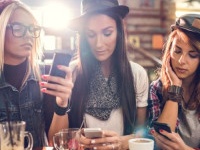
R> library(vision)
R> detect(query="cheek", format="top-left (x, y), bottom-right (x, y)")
top-left (87, 38), bottom-right (95, 50)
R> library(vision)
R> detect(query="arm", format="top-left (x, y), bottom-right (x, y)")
top-left (157, 55), bottom-right (182, 131)
top-left (40, 66), bottom-right (73, 145)
top-left (136, 107), bottom-right (147, 126)
top-left (152, 129), bottom-right (195, 150)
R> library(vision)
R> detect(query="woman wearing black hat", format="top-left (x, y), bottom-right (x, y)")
top-left (148, 14), bottom-right (200, 150)
top-left (68, 0), bottom-right (149, 149)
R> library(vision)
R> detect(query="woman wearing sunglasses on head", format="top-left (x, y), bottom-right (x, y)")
top-left (0, 0), bottom-right (73, 148)
top-left (148, 14), bottom-right (200, 150)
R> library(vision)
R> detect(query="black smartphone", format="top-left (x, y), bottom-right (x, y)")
top-left (153, 121), bottom-right (172, 140)
top-left (83, 128), bottom-right (103, 139)
top-left (48, 52), bottom-right (71, 86)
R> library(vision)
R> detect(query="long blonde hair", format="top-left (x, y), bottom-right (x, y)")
top-left (0, 1), bottom-right (43, 80)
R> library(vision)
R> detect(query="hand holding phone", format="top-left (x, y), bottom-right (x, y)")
top-left (83, 128), bottom-right (103, 139)
top-left (48, 52), bottom-right (71, 79)
top-left (153, 121), bottom-right (172, 140)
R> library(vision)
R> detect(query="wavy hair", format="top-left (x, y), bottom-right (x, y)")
top-left (160, 29), bottom-right (200, 114)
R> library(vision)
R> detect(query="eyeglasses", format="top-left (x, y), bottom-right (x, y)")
top-left (6, 22), bottom-right (41, 38)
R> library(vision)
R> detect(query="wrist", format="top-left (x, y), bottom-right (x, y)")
top-left (167, 85), bottom-right (183, 103)
top-left (54, 101), bottom-right (71, 116)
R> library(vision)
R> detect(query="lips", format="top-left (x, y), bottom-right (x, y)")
top-left (21, 43), bottom-right (32, 49)
top-left (176, 67), bottom-right (188, 73)
top-left (95, 50), bottom-right (105, 55)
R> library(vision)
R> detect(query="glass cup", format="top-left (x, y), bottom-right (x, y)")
top-left (53, 128), bottom-right (80, 150)
top-left (129, 138), bottom-right (154, 150)
top-left (0, 121), bottom-right (33, 150)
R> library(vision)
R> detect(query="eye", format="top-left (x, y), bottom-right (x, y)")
top-left (189, 52), bottom-right (200, 58)
top-left (12, 24), bottom-right (24, 32)
top-left (103, 30), bottom-right (112, 37)
top-left (173, 49), bottom-right (181, 54)
top-left (86, 31), bottom-right (95, 38)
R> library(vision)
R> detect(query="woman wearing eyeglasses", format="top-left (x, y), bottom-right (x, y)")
top-left (0, 0), bottom-right (73, 148)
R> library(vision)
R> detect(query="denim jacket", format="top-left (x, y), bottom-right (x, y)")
top-left (0, 67), bottom-right (47, 147)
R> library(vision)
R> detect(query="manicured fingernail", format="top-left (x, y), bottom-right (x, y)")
top-left (40, 82), bottom-right (45, 86)
top-left (57, 65), bottom-right (62, 69)
top-left (150, 129), bottom-right (155, 134)
top-left (159, 129), bottom-right (163, 133)
top-left (91, 140), bottom-right (95, 144)
top-left (42, 75), bottom-right (48, 79)
top-left (93, 147), bottom-right (97, 150)
top-left (41, 88), bottom-right (46, 92)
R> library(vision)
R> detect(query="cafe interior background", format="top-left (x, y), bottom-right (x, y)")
top-left (21, 0), bottom-right (200, 82)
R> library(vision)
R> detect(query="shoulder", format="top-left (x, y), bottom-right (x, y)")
top-left (150, 78), bottom-right (162, 89)
top-left (129, 61), bottom-right (148, 78)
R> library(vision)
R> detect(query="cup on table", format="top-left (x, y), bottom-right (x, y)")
top-left (0, 121), bottom-right (33, 150)
top-left (53, 128), bottom-right (80, 150)
top-left (129, 138), bottom-right (154, 150)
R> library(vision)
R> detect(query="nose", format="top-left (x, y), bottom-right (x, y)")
top-left (178, 54), bottom-right (186, 64)
top-left (96, 35), bottom-right (103, 48)
top-left (24, 28), bottom-right (33, 38)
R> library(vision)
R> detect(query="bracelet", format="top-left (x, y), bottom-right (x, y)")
top-left (167, 93), bottom-right (183, 103)
top-left (168, 85), bottom-right (183, 95)
top-left (54, 102), bottom-right (71, 116)
top-left (167, 85), bottom-right (183, 103)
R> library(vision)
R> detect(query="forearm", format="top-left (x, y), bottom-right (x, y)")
top-left (48, 113), bottom-right (69, 146)
top-left (157, 101), bottom-right (178, 131)
top-left (120, 134), bottom-right (135, 150)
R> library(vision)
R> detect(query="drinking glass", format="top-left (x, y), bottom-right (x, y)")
top-left (0, 121), bottom-right (33, 150)
top-left (53, 128), bottom-right (80, 150)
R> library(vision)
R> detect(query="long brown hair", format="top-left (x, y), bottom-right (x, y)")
top-left (69, 11), bottom-right (137, 135)
top-left (160, 29), bottom-right (200, 114)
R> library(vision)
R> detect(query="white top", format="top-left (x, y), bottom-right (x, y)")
top-left (178, 109), bottom-right (200, 148)
top-left (70, 61), bottom-right (149, 135)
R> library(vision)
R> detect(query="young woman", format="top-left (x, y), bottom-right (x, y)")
top-left (68, 0), bottom-right (149, 149)
top-left (148, 14), bottom-right (200, 150)
top-left (0, 0), bottom-right (73, 148)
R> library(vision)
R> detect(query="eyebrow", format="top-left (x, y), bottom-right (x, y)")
top-left (87, 26), bottom-right (114, 32)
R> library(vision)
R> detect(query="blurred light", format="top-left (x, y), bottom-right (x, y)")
top-left (42, 2), bottom-right (73, 30)
top-left (43, 35), bottom-right (56, 50)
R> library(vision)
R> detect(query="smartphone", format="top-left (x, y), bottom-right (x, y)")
top-left (48, 52), bottom-right (71, 79)
top-left (83, 128), bottom-right (103, 139)
top-left (153, 121), bottom-right (172, 139)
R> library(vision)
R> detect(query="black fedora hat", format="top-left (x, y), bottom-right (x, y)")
top-left (69, 0), bottom-right (129, 31)
top-left (171, 14), bottom-right (200, 35)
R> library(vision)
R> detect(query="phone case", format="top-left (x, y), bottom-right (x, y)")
top-left (84, 128), bottom-right (103, 139)
top-left (153, 121), bottom-right (172, 140)
top-left (49, 52), bottom-right (71, 78)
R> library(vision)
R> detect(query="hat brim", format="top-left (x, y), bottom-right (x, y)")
top-left (171, 24), bottom-right (200, 35)
top-left (68, 5), bottom-right (129, 31)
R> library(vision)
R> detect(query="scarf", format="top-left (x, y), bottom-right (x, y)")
top-left (85, 64), bottom-right (120, 120)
